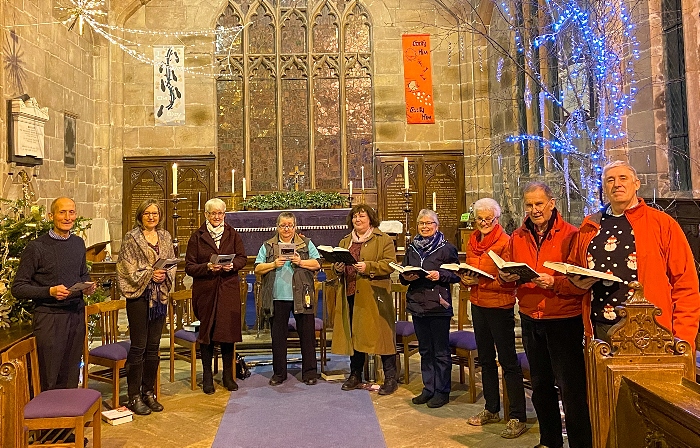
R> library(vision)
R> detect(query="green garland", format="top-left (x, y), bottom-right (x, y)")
top-left (0, 198), bottom-right (99, 328)
top-left (240, 191), bottom-right (348, 210)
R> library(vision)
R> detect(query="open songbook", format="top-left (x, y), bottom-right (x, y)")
top-left (543, 261), bottom-right (623, 282)
top-left (316, 246), bottom-right (357, 265)
top-left (209, 254), bottom-right (235, 265)
top-left (389, 262), bottom-right (430, 278)
top-left (487, 250), bottom-right (540, 283)
top-left (440, 263), bottom-right (494, 279)
top-left (68, 281), bottom-right (95, 292)
top-left (153, 258), bottom-right (179, 270)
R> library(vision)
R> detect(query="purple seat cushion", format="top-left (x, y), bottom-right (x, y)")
top-left (449, 331), bottom-right (477, 351)
top-left (174, 329), bottom-right (198, 343)
top-left (517, 352), bottom-right (530, 378)
top-left (24, 388), bottom-right (101, 419)
top-left (89, 340), bottom-right (130, 360)
top-left (395, 320), bottom-right (415, 337)
top-left (288, 318), bottom-right (324, 332)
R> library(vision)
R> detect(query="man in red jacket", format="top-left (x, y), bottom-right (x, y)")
top-left (500, 181), bottom-right (592, 448)
top-left (566, 160), bottom-right (700, 348)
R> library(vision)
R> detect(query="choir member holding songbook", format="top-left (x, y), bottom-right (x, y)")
top-left (117, 199), bottom-right (175, 415)
top-left (400, 209), bottom-right (460, 409)
top-left (331, 204), bottom-right (398, 394)
top-left (461, 198), bottom-right (527, 439)
top-left (186, 198), bottom-right (247, 394)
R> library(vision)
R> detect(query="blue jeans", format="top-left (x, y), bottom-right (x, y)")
top-left (520, 314), bottom-right (592, 448)
top-left (471, 304), bottom-right (526, 422)
top-left (412, 315), bottom-right (451, 396)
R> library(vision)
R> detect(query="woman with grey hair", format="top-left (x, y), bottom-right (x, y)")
top-left (185, 198), bottom-right (247, 394)
top-left (400, 209), bottom-right (460, 408)
top-left (463, 198), bottom-right (527, 439)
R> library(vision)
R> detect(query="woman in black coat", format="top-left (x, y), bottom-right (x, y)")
top-left (400, 209), bottom-right (460, 408)
top-left (185, 198), bottom-right (247, 394)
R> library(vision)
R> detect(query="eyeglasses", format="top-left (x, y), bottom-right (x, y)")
top-left (475, 217), bottom-right (497, 225)
top-left (142, 212), bottom-right (160, 217)
top-left (206, 211), bottom-right (225, 217)
top-left (417, 221), bottom-right (436, 227)
top-left (278, 224), bottom-right (295, 229)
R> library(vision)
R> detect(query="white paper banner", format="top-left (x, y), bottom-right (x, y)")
top-left (154, 46), bottom-right (185, 126)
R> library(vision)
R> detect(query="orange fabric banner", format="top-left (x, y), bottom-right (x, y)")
top-left (402, 34), bottom-right (435, 124)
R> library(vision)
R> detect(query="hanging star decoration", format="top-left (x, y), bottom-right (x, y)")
top-left (56, 0), bottom-right (107, 36)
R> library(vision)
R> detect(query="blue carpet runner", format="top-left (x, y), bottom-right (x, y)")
top-left (212, 370), bottom-right (386, 448)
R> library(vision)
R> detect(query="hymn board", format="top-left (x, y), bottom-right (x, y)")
top-left (122, 156), bottom-right (215, 255)
top-left (376, 152), bottom-right (464, 248)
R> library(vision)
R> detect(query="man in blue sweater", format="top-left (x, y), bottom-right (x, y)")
top-left (12, 197), bottom-right (96, 390)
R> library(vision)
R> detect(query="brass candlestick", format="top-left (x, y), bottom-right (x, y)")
top-left (170, 194), bottom-right (185, 256)
top-left (403, 189), bottom-right (413, 249)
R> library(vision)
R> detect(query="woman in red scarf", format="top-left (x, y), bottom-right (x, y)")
top-left (462, 198), bottom-right (528, 439)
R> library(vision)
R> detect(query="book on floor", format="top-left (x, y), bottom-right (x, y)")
top-left (184, 320), bottom-right (201, 332)
top-left (543, 261), bottom-right (623, 282)
top-left (487, 250), bottom-right (540, 283)
top-left (388, 262), bottom-right (430, 278)
top-left (67, 281), bottom-right (95, 292)
top-left (321, 370), bottom-right (347, 382)
top-left (440, 263), bottom-right (494, 279)
top-left (101, 407), bottom-right (134, 426)
top-left (316, 246), bottom-right (357, 265)
top-left (153, 258), bottom-right (179, 270)
top-left (209, 253), bottom-right (235, 265)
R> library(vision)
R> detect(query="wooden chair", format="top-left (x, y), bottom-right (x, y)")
top-left (392, 283), bottom-right (419, 384)
top-left (449, 330), bottom-right (478, 402)
top-left (2, 336), bottom-right (101, 448)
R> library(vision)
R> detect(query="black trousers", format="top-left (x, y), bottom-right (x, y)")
top-left (520, 314), bottom-right (592, 448)
top-left (271, 300), bottom-right (318, 381)
top-left (412, 315), bottom-right (451, 397)
top-left (33, 307), bottom-right (85, 391)
top-left (126, 295), bottom-right (165, 397)
top-left (471, 304), bottom-right (526, 421)
top-left (347, 295), bottom-right (397, 381)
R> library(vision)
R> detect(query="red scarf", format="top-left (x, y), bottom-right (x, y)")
top-left (469, 224), bottom-right (504, 256)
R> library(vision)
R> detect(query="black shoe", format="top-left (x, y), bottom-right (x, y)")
top-left (269, 375), bottom-right (286, 386)
top-left (426, 393), bottom-right (449, 408)
top-left (202, 371), bottom-right (215, 395)
top-left (223, 376), bottom-right (239, 391)
top-left (142, 391), bottom-right (164, 412)
top-left (127, 395), bottom-right (152, 415)
top-left (378, 378), bottom-right (398, 395)
top-left (412, 391), bottom-right (433, 405)
top-left (341, 373), bottom-right (363, 391)
top-left (303, 377), bottom-right (318, 385)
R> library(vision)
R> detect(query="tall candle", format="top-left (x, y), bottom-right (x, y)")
top-left (403, 157), bottom-right (409, 190)
top-left (433, 192), bottom-right (437, 211)
top-left (361, 166), bottom-right (365, 191)
top-left (198, 192), bottom-right (201, 211)
top-left (242, 178), bottom-right (247, 200)
top-left (172, 163), bottom-right (178, 195)
top-left (231, 169), bottom-right (235, 194)
top-left (349, 181), bottom-right (353, 197)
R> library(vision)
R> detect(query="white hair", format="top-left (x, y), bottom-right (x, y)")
top-left (417, 209), bottom-right (439, 226)
top-left (473, 198), bottom-right (501, 217)
top-left (205, 198), bottom-right (226, 213)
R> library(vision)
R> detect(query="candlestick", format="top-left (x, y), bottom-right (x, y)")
top-left (232, 169), bottom-right (235, 194)
top-left (403, 189), bottom-right (413, 249)
top-left (433, 192), bottom-right (437, 211)
top-left (242, 178), bottom-right (247, 200)
top-left (172, 163), bottom-right (178, 195)
top-left (349, 181), bottom-right (353, 198)
top-left (361, 166), bottom-right (365, 191)
top-left (171, 193), bottom-right (182, 256)
top-left (403, 157), bottom-right (409, 190)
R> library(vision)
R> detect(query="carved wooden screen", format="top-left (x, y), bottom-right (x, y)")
top-left (215, 0), bottom-right (374, 193)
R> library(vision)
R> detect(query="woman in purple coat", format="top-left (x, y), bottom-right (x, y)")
top-left (185, 198), bottom-right (247, 394)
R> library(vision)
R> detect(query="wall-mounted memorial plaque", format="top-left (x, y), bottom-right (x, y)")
top-left (123, 156), bottom-right (215, 256)
top-left (8, 97), bottom-right (49, 165)
top-left (376, 152), bottom-right (464, 248)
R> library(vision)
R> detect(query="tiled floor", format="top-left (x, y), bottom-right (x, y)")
top-left (90, 348), bottom-right (562, 448)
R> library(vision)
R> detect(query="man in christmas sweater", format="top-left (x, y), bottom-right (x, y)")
top-left (565, 160), bottom-right (700, 348)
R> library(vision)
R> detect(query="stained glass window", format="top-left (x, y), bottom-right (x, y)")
top-left (215, 0), bottom-right (374, 193)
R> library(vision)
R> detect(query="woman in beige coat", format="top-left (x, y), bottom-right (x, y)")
top-left (331, 204), bottom-right (398, 395)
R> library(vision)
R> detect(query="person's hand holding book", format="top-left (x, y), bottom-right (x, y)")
top-left (152, 269), bottom-right (166, 283)
top-left (459, 272), bottom-right (479, 286)
top-left (532, 273), bottom-right (555, 290)
top-left (425, 271), bottom-right (439, 281)
top-left (499, 271), bottom-right (520, 283)
top-left (401, 272), bottom-right (420, 282)
top-left (568, 274), bottom-right (599, 290)
top-left (353, 262), bottom-right (367, 273)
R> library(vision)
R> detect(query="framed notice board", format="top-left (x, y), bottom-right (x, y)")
top-left (122, 155), bottom-right (215, 256)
